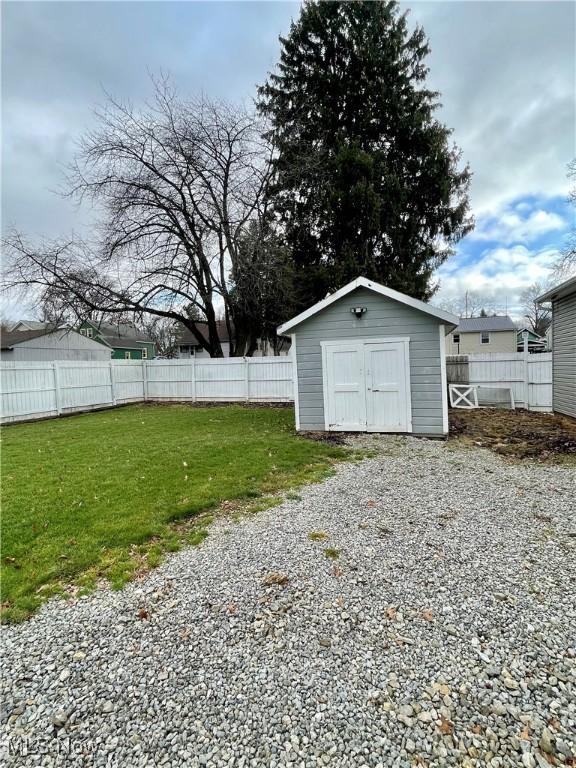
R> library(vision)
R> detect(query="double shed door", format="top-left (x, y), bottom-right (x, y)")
top-left (322, 338), bottom-right (412, 432)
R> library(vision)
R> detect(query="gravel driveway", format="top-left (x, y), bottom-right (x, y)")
top-left (2, 437), bottom-right (575, 768)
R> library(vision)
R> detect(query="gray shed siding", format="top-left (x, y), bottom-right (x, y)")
top-left (0, 331), bottom-right (112, 362)
top-left (294, 287), bottom-right (445, 435)
top-left (552, 290), bottom-right (576, 418)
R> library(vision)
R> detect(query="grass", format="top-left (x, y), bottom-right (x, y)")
top-left (324, 547), bottom-right (341, 560)
top-left (308, 530), bottom-right (328, 541)
top-left (1, 404), bottom-right (347, 622)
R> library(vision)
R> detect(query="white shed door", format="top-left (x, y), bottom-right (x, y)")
top-left (323, 339), bottom-right (411, 432)
top-left (364, 341), bottom-right (409, 432)
top-left (323, 343), bottom-right (367, 430)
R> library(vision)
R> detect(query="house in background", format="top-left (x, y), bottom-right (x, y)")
top-left (10, 320), bottom-right (67, 332)
top-left (445, 316), bottom-right (517, 354)
top-left (176, 322), bottom-right (290, 358)
top-left (537, 275), bottom-right (576, 419)
top-left (516, 327), bottom-right (547, 353)
top-left (0, 328), bottom-right (111, 361)
top-left (177, 321), bottom-right (231, 358)
top-left (78, 320), bottom-right (156, 360)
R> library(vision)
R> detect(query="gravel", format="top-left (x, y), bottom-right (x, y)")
top-left (2, 436), bottom-right (575, 767)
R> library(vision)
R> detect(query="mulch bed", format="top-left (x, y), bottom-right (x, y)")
top-left (449, 407), bottom-right (576, 460)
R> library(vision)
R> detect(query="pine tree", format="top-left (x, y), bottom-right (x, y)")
top-left (258, 0), bottom-right (473, 307)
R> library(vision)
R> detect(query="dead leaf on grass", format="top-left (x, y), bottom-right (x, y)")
top-left (386, 606), bottom-right (398, 621)
top-left (421, 609), bottom-right (434, 622)
top-left (138, 607), bottom-right (149, 620)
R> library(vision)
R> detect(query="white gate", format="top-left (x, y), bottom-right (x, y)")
top-left (321, 338), bottom-right (411, 432)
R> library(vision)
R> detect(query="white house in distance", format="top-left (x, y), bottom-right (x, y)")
top-left (445, 316), bottom-right (518, 354)
top-left (176, 321), bottom-right (290, 358)
top-left (0, 328), bottom-right (112, 362)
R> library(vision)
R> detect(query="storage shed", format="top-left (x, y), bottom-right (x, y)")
top-left (537, 275), bottom-right (576, 419)
top-left (278, 277), bottom-right (458, 435)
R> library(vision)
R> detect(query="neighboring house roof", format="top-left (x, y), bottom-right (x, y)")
top-left (10, 320), bottom-right (62, 332)
top-left (516, 327), bottom-right (545, 341)
top-left (537, 275), bottom-right (576, 303)
top-left (84, 320), bottom-right (154, 350)
top-left (454, 316), bottom-right (516, 333)
top-left (1, 330), bottom-right (55, 349)
top-left (1, 328), bottom-right (104, 350)
top-left (98, 337), bottom-right (149, 350)
top-left (277, 277), bottom-right (458, 335)
top-left (177, 321), bottom-right (231, 345)
top-left (93, 321), bottom-right (151, 341)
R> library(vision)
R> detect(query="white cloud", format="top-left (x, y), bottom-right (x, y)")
top-left (472, 208), bottom-right (567, 245)
top-left (407, 2), bottom-right (575, 216)
top-left (435, 244), bottom-right (559, 318)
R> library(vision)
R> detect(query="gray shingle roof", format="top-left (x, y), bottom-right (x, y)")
top-left (455, 316), bottom-right (516, 333)
top-left (177, 321), bottom-right (231, 345)
top-left (98, 335), bottom-right (149, 350)
top-left (1, 329), bottom-right (55, 349)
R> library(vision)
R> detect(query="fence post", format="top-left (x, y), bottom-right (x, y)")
top-left (522, 331), bottom-right (529, 409)
top-left (244, 357), bottom-right (250, 402)
top-left (53, 362), bottom-right (62, 415)
top-left (109, 361), bottom-right (117, 406)
top-left (191, 356), bottom-right (196, 402)
top-left (142, 360), bottom-right (148, 401)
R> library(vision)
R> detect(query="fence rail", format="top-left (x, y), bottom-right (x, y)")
top-left (0, 358), bottom-right (295, 424)
top-left (446, 351), bottom-right (552, 411)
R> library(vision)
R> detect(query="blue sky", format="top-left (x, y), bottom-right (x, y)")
top-left (2, 1), bottom-right (575, 320)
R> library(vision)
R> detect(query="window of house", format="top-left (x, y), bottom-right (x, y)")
top-left (481, 332), bottom-right (490, 344)
top-left (85, 327), bottom-right (93, 338)
top-left (80, 329), bottom-right (87, 336)
top-left (141, 348), bottom-right (148, 359)
top-left (453, 333), bottom-right (460, 344)
top-left (124, 351), bottom-right (131, 360)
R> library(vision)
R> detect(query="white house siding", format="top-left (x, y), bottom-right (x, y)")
top-left (294, 287), bottom-right (446, 435)
top-left (551, 290), bottom-right (576, 418)
top-left (445, 330), bottom-right (517, 355)
top-left (0, 331), bottom-right (111, 362)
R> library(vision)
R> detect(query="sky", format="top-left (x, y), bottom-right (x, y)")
top-left (1, 0), bottom-right (575, 320)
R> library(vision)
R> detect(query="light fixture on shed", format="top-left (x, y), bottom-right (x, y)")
top-left (350, 306), bottom-right (367, 318)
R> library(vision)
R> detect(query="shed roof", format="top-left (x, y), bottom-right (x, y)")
top-left (1, 328), bottom-right (104, 350)
top-left (277, 277), bottom-right (458, 335)
top-left (1, 329), bottom-right (54, 349)
top-left (536, 275), bottom-right (576, 303)
top-left (455, 316), bottom-right (516, 333)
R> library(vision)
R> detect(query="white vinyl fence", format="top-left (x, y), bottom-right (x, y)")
top-left (0, 358), bottom-right (295, 424)
top-left (447, 351), bottom-right (552, 412)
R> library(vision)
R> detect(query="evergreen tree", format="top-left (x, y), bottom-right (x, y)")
top-left (258, 0), bottom-right (473, 307)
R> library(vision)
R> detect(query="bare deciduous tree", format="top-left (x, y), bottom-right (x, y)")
top-left (437, 291), bottom-right (498, 318)
top-left (520, 282), bottom-right (551, 337)
top-left (553, 158), bottom-right (576, 278)
top-left (3, 79), bottom-right (273, 356)
top-left (138, 316), bottom-right (179, 358)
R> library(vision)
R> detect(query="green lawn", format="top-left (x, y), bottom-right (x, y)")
top-left (1, 404), bottom-right (346, 622)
